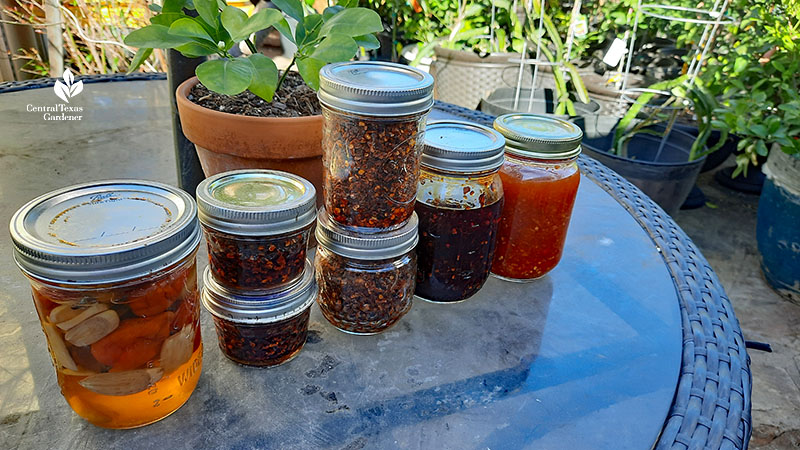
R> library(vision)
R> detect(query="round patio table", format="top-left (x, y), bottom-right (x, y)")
top-left (0, 75), bottom-right (750, 449)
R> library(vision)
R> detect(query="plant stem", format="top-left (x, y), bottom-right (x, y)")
top-left (276, 56), bottom-right (297, 93)
top-left (245, 38), bottom-right (257, 55)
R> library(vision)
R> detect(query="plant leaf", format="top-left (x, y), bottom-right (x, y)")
top-left (193, 0), bottom-right (219, 29)
top-left (296, 14), bottom-right (323, 44)
top-left (127, 47), bottom-right (153, 72)
top-left (337, 0), bottom-right (357, 7)
top-left (169, 17), bottom-right (216, 43)
top-left (161, 0), bottom-right (188, 13)
top-left (222, 6), bottom-right (283, 42)
top-left (272, 0), bottom-right (304, 23)
top-left (274, 19), bottom-right (295, 44)
top-left (196, 58), bottom-right (254, 96)
top-left (296, 57), bottom-right (326, 91)
top-left (125, 24), bottom-right (192, 48)
top-left (323, 5), bottom-right (344, 20)
top-left (247, 54), bottom-right (278, 101)
top-left (353, 34), bottom-right (380, 50)
top-left (174, 42), bottom-right (219, 57)
top-left (311, 34), bottom-right (358, 62)
top-left (151, 13), bottom-right (189, 27)
top-left (319, 7), bottom-right (382, 38)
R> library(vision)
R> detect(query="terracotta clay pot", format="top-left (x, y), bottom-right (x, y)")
top-left (175, 77), bottom-right (323, 203)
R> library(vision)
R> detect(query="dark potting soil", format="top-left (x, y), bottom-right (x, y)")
top-left (188, 71), bottom-right (321, 118)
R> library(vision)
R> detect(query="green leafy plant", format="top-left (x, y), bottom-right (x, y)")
top-left (124, 0), bottom-right (382, 101)
top-left (701, 0), bottom-right (800, 176)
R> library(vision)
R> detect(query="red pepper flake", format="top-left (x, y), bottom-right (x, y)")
top-left (322, 110), bottom-right (426, 229)
top-left (211, 308), bottom-right (310, 367)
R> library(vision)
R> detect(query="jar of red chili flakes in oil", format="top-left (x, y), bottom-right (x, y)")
top-left (202, 260), bottom-right (316, 367)
top-left (315, 208), bottom-right (418, 335)
top-left (491, 114), bottom-right (583, 281)
top-left (318, 61), bottom-right (434, 231)
top-left (415, 121), bottom-right (505, 303)
top-left (196, 170), bottom-right (316, 293)
top-left (10, 180), bottom-right (203, 429)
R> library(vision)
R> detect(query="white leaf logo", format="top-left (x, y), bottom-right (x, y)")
top-left (53, 68), bottom-right (83, 103)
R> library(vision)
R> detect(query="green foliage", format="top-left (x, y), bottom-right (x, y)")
top-left (699, 0), bottom-right (800, 175)
top-left (125, 0), bottom-right (382, 101)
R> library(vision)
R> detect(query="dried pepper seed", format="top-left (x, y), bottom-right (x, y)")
top-left (414, 200), bottom-right (503, 302)
top-left (204, 226), bottom-right (311, 292)
top-left (315, 248), bottom-right (415, 334)
top-left (322, 109), bottom-right (426, 230)
top-left (211, 309), bottom-right (310, 367)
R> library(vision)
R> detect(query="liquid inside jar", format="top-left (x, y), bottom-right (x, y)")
top-left (315, 247), bottom-right (415, 334)
top-left (492, 156), bottom-right (580, 280)
top-left (30, 257), bottom-right (202, 429)
top-left (210, 308), bottom-right (310, 367)
top-left (415, 199), bottom-right (503, 302)
top-left (204, 225), bottom-right (311, 292)
top-left (322, 108), bottom-right (426, 230)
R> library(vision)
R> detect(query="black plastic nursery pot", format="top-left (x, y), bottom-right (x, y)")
top-left (581, 123), bottom-right (707, 216)
top-left (479, 87), bottom-right (602, 130)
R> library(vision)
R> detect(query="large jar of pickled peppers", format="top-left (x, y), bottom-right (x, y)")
top-left (318, 61), bottom-right (434, 231)
top-left (491, 114), bottom-right (582, 281)
top-left (315, 208), bottom-right (418, 335)
top-left (9, 181), bottom-right (203, 429)
top-left (415, 120), bottom-right (505, 302)
top-left (196, 170), bottom-right (317, 293)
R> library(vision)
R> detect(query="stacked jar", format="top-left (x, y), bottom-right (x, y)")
top-left (196, 170), bottom-right (318, 366)
top-left (316, 61), bottom-right (434, 334)
top-left (10, 180), bottom-right (204, 429)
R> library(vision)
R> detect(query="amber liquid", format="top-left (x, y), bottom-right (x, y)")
top-left (57, 345), bottom-right (203, 428)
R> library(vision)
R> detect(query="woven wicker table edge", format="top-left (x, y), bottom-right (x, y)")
top-left (0, 72), bottom-right (167, 94)
top-left (432, 100), bottom-right (753, 450)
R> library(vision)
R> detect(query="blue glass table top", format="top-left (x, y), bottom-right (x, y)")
top-left (0, 80), bottom-right (681, 449)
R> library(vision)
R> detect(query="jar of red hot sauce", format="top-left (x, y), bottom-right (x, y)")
top-left (491, 114), bottom-right (582, 281)
top-left (9, 181), bottom-right (203, 429)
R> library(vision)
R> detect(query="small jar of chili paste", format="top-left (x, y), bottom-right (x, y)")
top-left (315, 208), bottom-right (418, 334)
top-left (415, 121), bottom-right (506, 303)
top-left (10, 180), bottom-right (203, 429)
top-left (196, 170), bottom-right (316, 293)
top-left (318, 61), bottom-right (434, 231)
top-left (202, 260), bottom-right (316, 367)
top-left (491, 114), bottom-right (583, 281)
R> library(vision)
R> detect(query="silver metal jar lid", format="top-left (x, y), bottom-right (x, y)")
top-left (9, 180), bottom-right (201, 285)
top-left (315, 207), bottom-right (418, 260)
top-left (493, 114), bottom-right (583, 160)
top-left (202, 260), bottom-right (316, 324)
top-left (422, 120), bottom-right (506, 173)
top-left (318, 61), bottom-right (434, 116)
top-left (196, 170), bottom-right (316, 236)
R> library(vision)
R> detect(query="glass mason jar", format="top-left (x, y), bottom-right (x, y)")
top-left (319, 61), bottom-right (434, 231)
top-left (491, 114), bottom-right (582, 281)
top-left (9, 181), bottom-right (203, 429)
top-left (202, 260), bottom-right (316, 367)
top-left (196, 170), bottom-right (316, 293)
top-left (315, 208), bottom-right (418, 334)
top-left (415, 120), bottom-right (506, 302)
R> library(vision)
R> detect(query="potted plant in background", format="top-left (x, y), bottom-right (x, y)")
top-left (409, 0), bottom-right (526, 109)
top-left (704, 0), bottom-right (800, 300)
top-left (124, 0), bottom-right (382, 196)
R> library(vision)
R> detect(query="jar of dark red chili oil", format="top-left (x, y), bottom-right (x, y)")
top-left (9, 180), bottom-right (203, 429)
top-left (315, 208), bottom-right (418, 334)
top-left (196, 170), bottom-right (316, 293)
top-left (414, 120), bottom-right (506, 302)
top-left (202, 259), bottom-right (316, 367)
top-left (318, 61), bottom-right (434, 231)
top-left (491, 114), bottom-right (582, 281)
